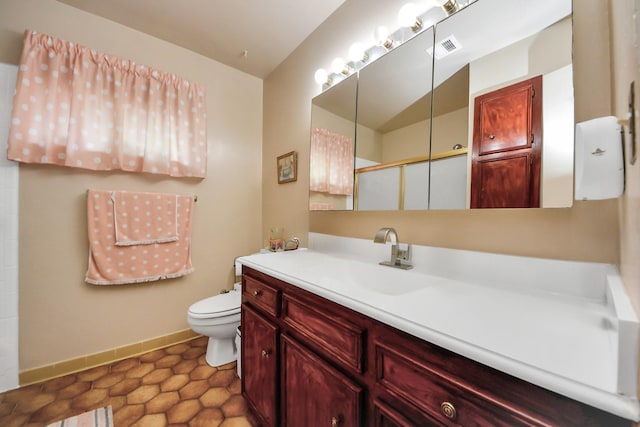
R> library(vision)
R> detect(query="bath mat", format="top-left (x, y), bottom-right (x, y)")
top-left (45, 406), bottom-right (113, 427)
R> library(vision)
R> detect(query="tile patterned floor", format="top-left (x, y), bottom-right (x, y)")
top-left (0, 336), bottom-right (256, 427)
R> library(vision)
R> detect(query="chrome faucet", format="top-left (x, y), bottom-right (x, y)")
top-left (373, 227), bottom-right (412, 269)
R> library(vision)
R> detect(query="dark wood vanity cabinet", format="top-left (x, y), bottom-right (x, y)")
top-left (241, 267), bottom-right (632, 427)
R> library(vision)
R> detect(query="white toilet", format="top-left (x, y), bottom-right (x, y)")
top-left (187, 285), bottom-right (241, 367)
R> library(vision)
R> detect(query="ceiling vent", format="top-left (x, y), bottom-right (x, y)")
top-left (427, 34), bottom-right (462, 59)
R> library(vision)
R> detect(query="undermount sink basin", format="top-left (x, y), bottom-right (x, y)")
top-left (346, 262), bottom-right (444, 296)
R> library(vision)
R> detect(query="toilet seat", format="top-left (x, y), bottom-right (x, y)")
top-left (188, 291), bottom-right (241, 319)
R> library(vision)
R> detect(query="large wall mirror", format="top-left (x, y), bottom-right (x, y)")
top-left (309, 0), bottom-right (573, 211)
top-left (356, 26), bottom-right (435, 210)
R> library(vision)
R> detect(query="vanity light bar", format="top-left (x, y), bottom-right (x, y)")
top-left (314, 0), bottom-right (473, 90)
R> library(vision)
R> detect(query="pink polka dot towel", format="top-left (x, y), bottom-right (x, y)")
top-left (85, 189), bottom-right (195, 285)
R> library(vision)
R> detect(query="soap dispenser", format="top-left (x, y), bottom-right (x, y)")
top-left (574, 116), bottom-right (624, 200)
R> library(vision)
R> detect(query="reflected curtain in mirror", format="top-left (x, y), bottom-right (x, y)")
top-left (310, 127), bottom-right (354, 197)
top-left (7, 30), bottom-right (207, 178)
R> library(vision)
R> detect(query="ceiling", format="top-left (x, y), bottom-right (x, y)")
top-left (55, 0), bottom-right (348, 79)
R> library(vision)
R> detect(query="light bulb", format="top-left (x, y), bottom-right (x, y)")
top-left (374, 26), bottom-right (389, 45)
top-left (398, 3), bottom-right (419, 27)
top-left (331, 57), bottom-right (347, 75)
top-left (348, 42), bottom-right (367, 63)
top-left (314, 68), bottom-right (328, 85)
top-left (374, 26), bottom-right (394, 49)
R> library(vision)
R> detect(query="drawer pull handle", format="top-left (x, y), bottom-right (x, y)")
top-left (331, 415), bottom-right (341, 427)
top-left (441, 402), bottom-right (457, 420)
top-left (261, 349), bottom-right (271, 358)
top-left (253, 290), bottom-right (261, 297)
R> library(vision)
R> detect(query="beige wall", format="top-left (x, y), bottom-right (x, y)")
top-left (264, 0), bottom-right (619, 263)
top-left (381, 120), bottom-right (429, 162)
top-left (611, 0), bottom-right (640, 314)
top-left (0, 0), bottom-right (263, 371)
top-left (607, 0), bottom-right (640, 407)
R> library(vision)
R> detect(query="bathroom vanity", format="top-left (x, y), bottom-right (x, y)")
top-left (238, 235), bottom-right (639, 426)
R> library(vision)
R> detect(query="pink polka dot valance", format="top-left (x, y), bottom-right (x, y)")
top-left (7, 30), bottom-right (208, 178)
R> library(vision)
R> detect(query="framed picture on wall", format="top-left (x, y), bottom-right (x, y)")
top-left (277, 151), bottom-right (297, 184)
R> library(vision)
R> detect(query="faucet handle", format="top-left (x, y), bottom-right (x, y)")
top-left (396, 243), bottom-right (411, 262)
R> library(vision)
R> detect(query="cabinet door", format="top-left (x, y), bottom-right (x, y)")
top-left (281, 334), bottom-right (362, 427)
top-left (242, 304), bottom-right (278, 427)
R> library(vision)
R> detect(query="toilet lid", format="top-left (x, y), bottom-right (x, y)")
top-left (188, 291), bottom-right (241, 319)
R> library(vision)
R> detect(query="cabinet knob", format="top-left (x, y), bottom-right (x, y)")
top-left (253, 290), bottom-right (261, 297)
top-left (488, 134), bottom-right (495, 140)
top-left (331, 415), bottom-right (341, 427)
top-left (440, 401), bottom-right (457, 420)
top-left (261, 349), bottom-right (271, 358)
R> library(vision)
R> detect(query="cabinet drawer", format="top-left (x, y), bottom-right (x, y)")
top-left (375, 341), bottom-right (538, 427)
top-left (282, 293), bottom-right (365, 373)
top-left (243, 275), bottom-right (280, 317)
top-left (373, 397), bottom-right (441, 427)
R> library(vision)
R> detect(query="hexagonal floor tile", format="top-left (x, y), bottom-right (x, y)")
top-left (127, 384), bottom-right (160, 405)
top-left (167, 399), bottom-right (201, 424)
top-left (71, 388), bottom-right (109, 410)
top-left (160, 374), bottom-right (190, 392)
top-left (145, 391), bottom-right (180, 414)
top-left (0, 337), bottom-right (253, 427)
top-left (200, 388), bottom-right (231, 408)
top-left (179, 380), bottom-right (210, 400)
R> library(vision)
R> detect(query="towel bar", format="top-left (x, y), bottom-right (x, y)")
top-left (86, 189), bottom-right (197, 202)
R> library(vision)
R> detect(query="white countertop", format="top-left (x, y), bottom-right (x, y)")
top-left (238, 235), bottom-right (640, 421)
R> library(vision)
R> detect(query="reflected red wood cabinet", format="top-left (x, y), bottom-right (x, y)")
top-left (240, 266), bottom-right (631, 427)
top-left (471, 76), bottom-right (542, 208)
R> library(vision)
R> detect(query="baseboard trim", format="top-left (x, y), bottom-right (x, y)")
top-left (19, 329), bottom-right (201, 386)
